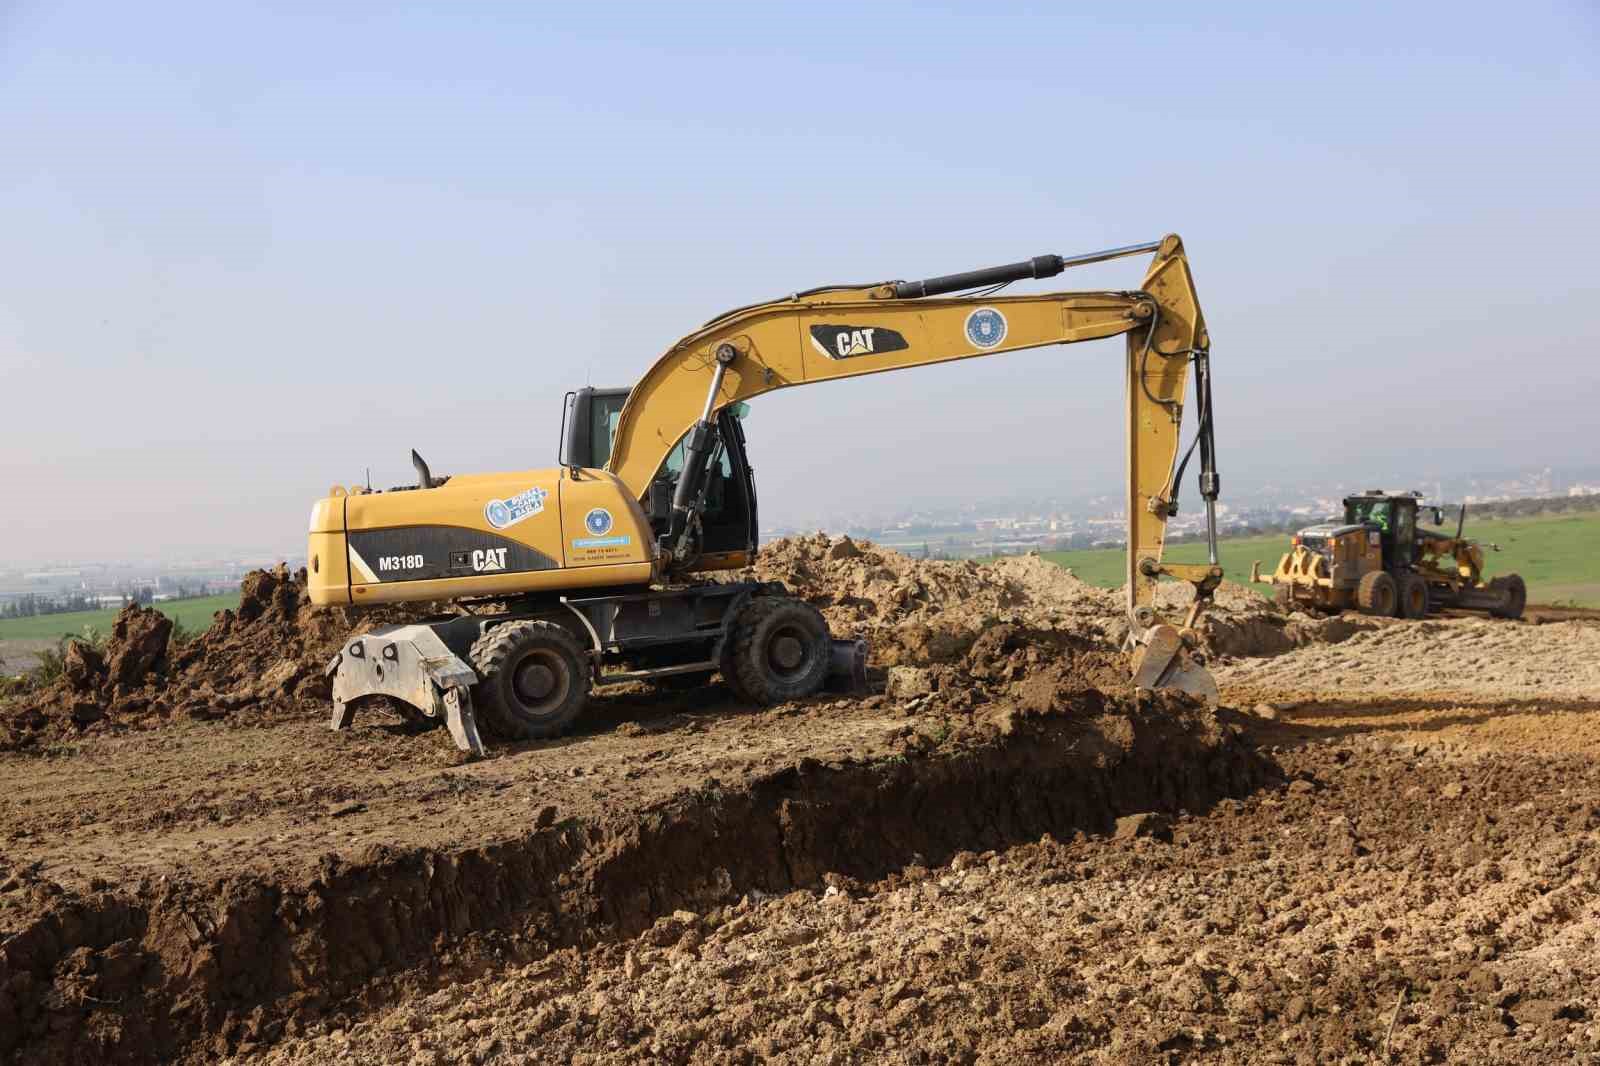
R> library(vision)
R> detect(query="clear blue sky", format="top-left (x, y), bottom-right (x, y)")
top-left (2, 2), bottom-right (1596, 563)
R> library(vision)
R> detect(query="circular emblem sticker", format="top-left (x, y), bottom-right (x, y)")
top-left (584, 508), bottom-right (614, 536)
top-left (965, 307), bottom-right (1007, 349)
top-left (485, 500), bottom-right (513, 528)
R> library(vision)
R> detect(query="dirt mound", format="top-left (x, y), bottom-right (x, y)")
top-left (0, 567), bottom-right (429, 750)
top-left (740, 534), bottom-right (1353, 664)
top-left (167, 565), bottom-right (357, 711)
top-left (736, 536), bottom-right (1126, 668)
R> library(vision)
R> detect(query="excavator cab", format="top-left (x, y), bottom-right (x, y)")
top-left (562, 386), bottom-right (759, 566)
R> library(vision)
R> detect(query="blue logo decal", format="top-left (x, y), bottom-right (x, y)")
top-left (965, 307), bottom-right (1007, 349)
top-left (584, 507), bottom-right (614, 537)
top-left (484, 485), bottom-right (548, 530)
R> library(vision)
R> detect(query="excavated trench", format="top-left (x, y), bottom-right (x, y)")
top-left (1, 692), bottom-right (1266, 1065)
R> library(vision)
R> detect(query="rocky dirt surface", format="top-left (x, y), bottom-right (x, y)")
top-left (245, 734), bottom-right (1600, 1066)
top-left (0, 566), bottom-right (428, 752)
top-left (2, 537), bottom-right (1596, 1064)
top-left (1220, 615), bottom-right (1600, 703)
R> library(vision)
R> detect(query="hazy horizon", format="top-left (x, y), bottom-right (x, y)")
top-left (4, 2), bottom-right (1597, 565)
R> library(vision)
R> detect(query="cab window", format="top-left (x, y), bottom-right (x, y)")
top-left (587, 394), bottom-right (628, 469)
top-left (1395, 504), bottom-right (1414, 544)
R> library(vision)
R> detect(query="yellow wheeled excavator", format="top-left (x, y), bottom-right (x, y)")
top-left (307, 235), bottom-right (1223, 754)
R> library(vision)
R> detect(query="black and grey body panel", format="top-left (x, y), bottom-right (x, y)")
top-left (346, 526), bottom-right (560, 584)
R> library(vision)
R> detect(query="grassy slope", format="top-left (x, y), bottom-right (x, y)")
top-left (1033, 511), bottom-right (1600, 607)
top-left (0, 593), bottom-right (241, 642)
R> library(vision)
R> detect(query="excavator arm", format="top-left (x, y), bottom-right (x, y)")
top-left (606, 234), bottom-right (1222, 698)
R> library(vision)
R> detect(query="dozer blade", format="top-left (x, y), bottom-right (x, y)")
top-left (1130, 623), bottom-right (1219, 705)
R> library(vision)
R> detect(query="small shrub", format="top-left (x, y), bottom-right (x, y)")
top-left (31, 643), bottom-right (67, 685)
top-left (169, 618), bottom-right (197, 647)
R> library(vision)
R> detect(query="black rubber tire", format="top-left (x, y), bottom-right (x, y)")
top-left (717, 634), bottom-right (755, 702)
top-left (1397, 571), bottom-right (1431, 619)
top-left (729, 597), bottom-right (831, 705)
top-left (1489, 574), bottom-right (1527, 620)
top-left (716, 597), bottom-right (758, 703)
top-left (469, 620), bottom-right (590, 740)
top-left (1356, 570), bottom-right (1398, 617)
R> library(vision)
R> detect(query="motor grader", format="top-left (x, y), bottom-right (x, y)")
top-left (307, 236), bottom-right (1225, 755)
top-left (1252, 490), bottom-right (1526, 620)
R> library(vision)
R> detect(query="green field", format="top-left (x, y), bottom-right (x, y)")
top-left (1031, 511), bottom-right (1600, 607)
top-left (0, 593), bottom-right (241, 642)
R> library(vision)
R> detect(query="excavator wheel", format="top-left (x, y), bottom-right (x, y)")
top-left (1356, 570), bottom-right (1399, 618)
top-left (718, 634), bottom-right (756, 703)
top-left (469, 620), bottom-right (590, 740)
top-left (729, 597), bottom-right (831, 705)
top-left (1397, 571), bottom-right (1431, 620)
top-left (1489, 574), bottom-right (1527, 620)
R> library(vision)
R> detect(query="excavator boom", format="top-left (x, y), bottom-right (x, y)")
top-left (607, 235), bottom-right (1220, 687)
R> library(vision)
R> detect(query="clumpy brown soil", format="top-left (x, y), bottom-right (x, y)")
top-left (736, 533), bottom-right (1362, 666)
top-left (246, 737), bottom-right (1600, 1066)
top-left (0, 567), bottom-right (433, 751)
top-left (2, 537), bottom-right (1597, 1064)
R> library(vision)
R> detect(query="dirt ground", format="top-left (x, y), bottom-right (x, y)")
top-left (2, 539), bottom-right (1598, 1064)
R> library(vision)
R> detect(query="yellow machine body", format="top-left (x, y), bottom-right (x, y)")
top-left (1258, 525), bottom-right (1384, 611)
top-left (1252, 492), bottom-right (1525, 620)
top-left (308, 467), bottom-right (655, 606)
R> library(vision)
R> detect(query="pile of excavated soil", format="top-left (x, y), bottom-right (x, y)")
top-left (738, 534), bottom-right (1365, 665)
top-left (0, 567), bottom-right (429, 751)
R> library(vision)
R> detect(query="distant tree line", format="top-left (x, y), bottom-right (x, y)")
top-left (0, 583), bottom-right (214, 620)
top-left (0, 593), bottom-right (102, 619)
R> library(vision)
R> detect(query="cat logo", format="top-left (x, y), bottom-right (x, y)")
top-left (471, 547), bottom-right (508, 573)
top-left (808, 324), bottom-right (910, 360)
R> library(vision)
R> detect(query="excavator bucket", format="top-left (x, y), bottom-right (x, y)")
top-left (1129, 624), bottom-right (1219, 705)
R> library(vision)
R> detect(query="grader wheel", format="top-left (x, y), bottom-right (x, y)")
top-left (1357, 571), bottom-right (1398, 618)
top-left (1397, 571), bottom-right (1431, 619)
